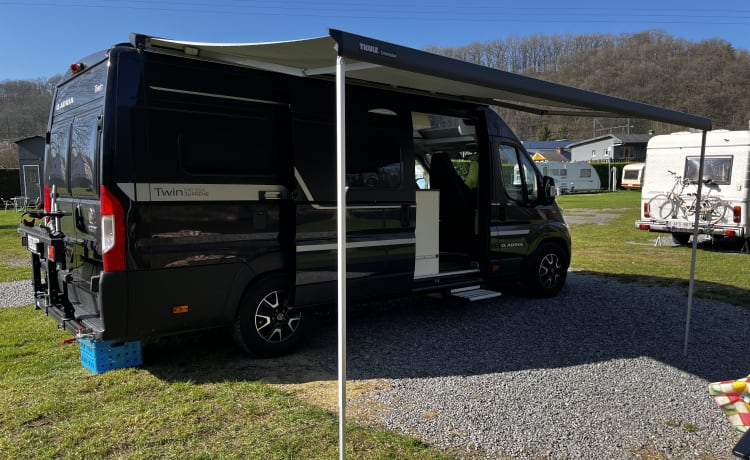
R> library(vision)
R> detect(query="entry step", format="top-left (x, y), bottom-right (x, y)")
top-left (450, 286), bottom-right (502, 301)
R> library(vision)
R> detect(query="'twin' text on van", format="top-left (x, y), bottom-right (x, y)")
top-left (18, 33), bottom-right (570, 357)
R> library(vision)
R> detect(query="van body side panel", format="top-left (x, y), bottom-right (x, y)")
top-left (117, 52), bottom-right (295, 336)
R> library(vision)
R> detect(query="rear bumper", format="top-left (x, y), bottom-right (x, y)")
top-left (20, 223), bottom-right (129, 341)
top-left (635, 218), bottom-right (746, 238)
top-left (29, 262), bottom-right (128, 341)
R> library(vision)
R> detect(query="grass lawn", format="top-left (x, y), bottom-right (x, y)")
top-left (557, 189), bottom-right (750, 307)
top-left (0, 303), bottom-right (448, 459)
top-left (0, 210), bottom-right (32, 282)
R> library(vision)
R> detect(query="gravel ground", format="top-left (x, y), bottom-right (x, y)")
top-left (0, 279), bottom-right (33, 307)
top-left (3, 273), bottom-right (748, 458)
top-left (287, 272), bottom-right (749, 459)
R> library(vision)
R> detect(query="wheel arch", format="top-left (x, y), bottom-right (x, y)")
top-left (530, 230), bottom-right (571, 267)
top-left (225, 250), bottom-right (293, 321)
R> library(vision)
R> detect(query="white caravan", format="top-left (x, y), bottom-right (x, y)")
top-left (621, 162), bottom-right (645, 189)
top-left (536, 161), bottom-right (601, 193)
top-left (636, 130), bottom-right (749, 247)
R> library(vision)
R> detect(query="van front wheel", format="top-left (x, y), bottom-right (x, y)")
top-left (524, 242), bottom-right (568, 297)
top-left (233, 276), bottom-right (307, 357)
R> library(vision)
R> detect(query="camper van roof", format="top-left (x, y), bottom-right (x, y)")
top-left (130, 29), bottom-right (711, 131)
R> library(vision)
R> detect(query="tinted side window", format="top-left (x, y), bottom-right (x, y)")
top-left (346, 110), bottom-right (402, 189)
top-left (70, 111), bottom-right (100, 197)
top-left (47, 122), bottom-right (71, 196)
top-left (144, 102), bottom-right (287, 181)
top-left (178, 106), bottom-right (285, 177)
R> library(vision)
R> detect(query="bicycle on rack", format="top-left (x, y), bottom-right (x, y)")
top-left (648, 170), bottom-right (728, 224)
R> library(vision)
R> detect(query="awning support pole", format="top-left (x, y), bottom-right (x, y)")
top-left (336, 54), bottom-right (348, 459)
top-left (683, 129), bottom-right (708, 355)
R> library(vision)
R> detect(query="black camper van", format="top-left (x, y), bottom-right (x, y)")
top-left (19, 32), bottom-right (574, 357)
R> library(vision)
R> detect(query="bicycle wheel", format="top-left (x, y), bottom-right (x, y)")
top-left (649, 194), bottom-right (677, 219)
top-left (700, 197), bottom-right (728, 224)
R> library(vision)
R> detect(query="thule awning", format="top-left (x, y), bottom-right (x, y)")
top-left (131, 29), bottom-right (711, 130)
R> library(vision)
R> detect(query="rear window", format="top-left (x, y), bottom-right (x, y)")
top-left (47, 123), bottom-right (71, 196)
top-left (69, 110), bottom-right (100, 197)
top-left (685, 156), bottom-right (732, 184)
top-left (54, 62), bottom-right (107, 117)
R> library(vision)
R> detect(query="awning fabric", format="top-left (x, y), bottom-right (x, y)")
top-left (131, 29), bottom-right (711, 131)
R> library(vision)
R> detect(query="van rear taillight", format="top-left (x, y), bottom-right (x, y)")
top-left (733, 206), bottom-right (742, 224)
top-left (100, 185), bottom-right (126, 272)
top-left (43, 184), bottom-right (51, 223)
top-left (44, 184), bottom-right (51, 213)
top-left (643, 202), bottom-right (651, 219)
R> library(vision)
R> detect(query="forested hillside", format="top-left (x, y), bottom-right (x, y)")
top-left (427, 30), bottom-right (750, 139)
top-left (0, 77), bottom-right (59, 167)
top-left (1, 29), bottom-right (749, 166)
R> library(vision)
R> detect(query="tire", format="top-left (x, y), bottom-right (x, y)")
top-left (232, 275), bottom-right (307, 358)
top-left (523, 242), bottom-right (569, 298)
top-left (648, 194), bottom-right (676, 219)
top-left (671, 233), bottom-right (690, 245)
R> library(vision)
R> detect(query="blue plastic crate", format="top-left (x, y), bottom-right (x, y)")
top-left (79, 337), bottom-right (143, 374)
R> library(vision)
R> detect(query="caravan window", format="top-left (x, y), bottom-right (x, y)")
top-left (579, 168), bottom-right (592, 178)
top-left (623, 169), bottom-right (639, 180)
top-left (684, 156), bottom-right (733, 184)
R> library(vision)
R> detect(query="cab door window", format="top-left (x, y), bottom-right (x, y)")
top-left (497, 144), bottom-right (539, 203)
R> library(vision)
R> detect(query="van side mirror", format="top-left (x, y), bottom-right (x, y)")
top-left (542, 176), bottom-right (557, 204)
